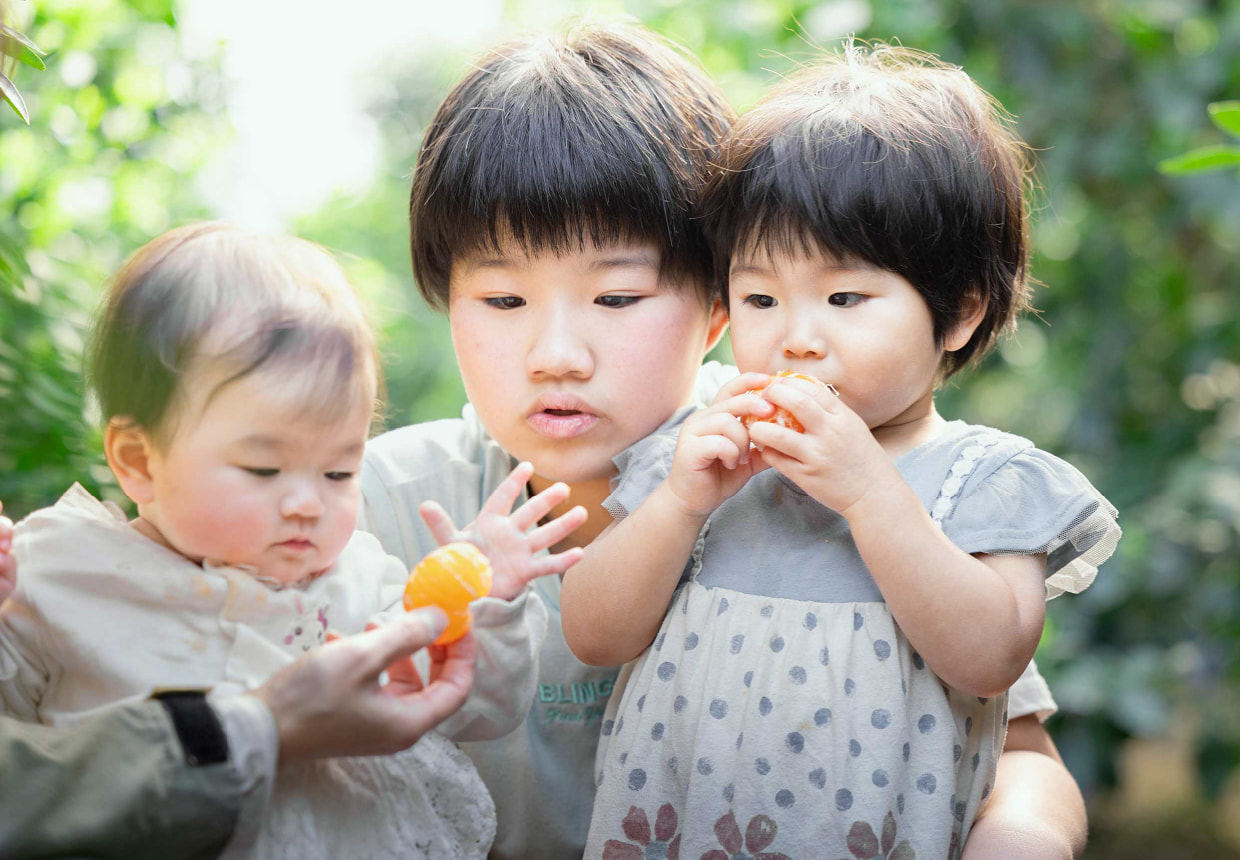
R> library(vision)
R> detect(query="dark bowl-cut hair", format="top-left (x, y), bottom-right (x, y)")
top-left (704, 42), bottom-right (1035, 377)
top-left (409, 20), bottom-right (736, 309)
top-left (88, 222), bottom-right (381, 445)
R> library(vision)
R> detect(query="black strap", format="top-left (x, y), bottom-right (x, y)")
top-left (152, 690), bottom-right (230, 766)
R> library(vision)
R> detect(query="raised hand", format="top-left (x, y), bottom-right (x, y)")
top-left (417, 462), bottom-right (587, 601)
top-left (0, 501), bottom-right (14, 606)
top-left (664, 372), bottom-right (775, 517)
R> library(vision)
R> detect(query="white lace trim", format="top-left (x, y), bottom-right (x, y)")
top-left (930, 439), bottom-right (1002, 526)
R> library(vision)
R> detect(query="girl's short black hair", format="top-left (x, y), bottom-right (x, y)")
top-left (704, 43), bottom-right (1034, 376)
top-left (409, 20), bottom-right (735, 309)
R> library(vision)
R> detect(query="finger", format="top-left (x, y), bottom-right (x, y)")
top-left (762, 383), bottom-right (830, 433)
top-left (687, 434), bottom-right (746, 471)
top-left (524, 505), bottom-right (587, 552)
top-left (383, 649), bottom-right (426, 693)
top-left (482, 461), bottom-right (535, 517)
top-left (418, 501), bottom-right (459, 547)
top-left (524, 547), bottom-right (586, 579)
top-left (712, 371), bottom-right (772, 404)
top-left (426, 629), bottom-right (478, 686)
top-left (746, 419), bottom-right (810, 463)
top-left (687, 412), bottom-right (754, 464)
top-left (358, 608), bottom-right (449, 677)
top-left (390, 643), bottom-right (476, 736)
top-left (510, 481), bottom-right (571, 532)
top-left (0, 515), bottom-right (13, 552)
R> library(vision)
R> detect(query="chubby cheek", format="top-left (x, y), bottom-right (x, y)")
top-left (165, 493), bottom-right (273, 563)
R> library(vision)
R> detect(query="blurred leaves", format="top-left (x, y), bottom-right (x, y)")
top-left (0, 20), bottom-right (44, 122)
top-left (1160, 102), bottom-right (1240, 176)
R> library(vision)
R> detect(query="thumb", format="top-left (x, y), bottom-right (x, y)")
top-left (359, 608), bottom-right (449, 676)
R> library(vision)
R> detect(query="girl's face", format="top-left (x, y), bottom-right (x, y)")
top-left (728, 246), bottom-right (948, 436)
top-left (448, 239), bottom-right (726, 487)
top-left (132, 368), bottom-right (371, 585)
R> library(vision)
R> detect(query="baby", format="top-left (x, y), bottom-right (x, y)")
top-left (0, 222), bottom-right (583, 859)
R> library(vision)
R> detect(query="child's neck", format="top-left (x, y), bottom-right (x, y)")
top-left (872, 398), bottom-right (947, 460)
top-left (529, 472), bottom-right (615, 553)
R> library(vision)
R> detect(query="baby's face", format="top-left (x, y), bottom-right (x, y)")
top-left (447, 238), bottom-right (725, 487)
top-left (138, 369), bottom-right (371, 585)
top-left (727, 246), bottom-right (944, 434)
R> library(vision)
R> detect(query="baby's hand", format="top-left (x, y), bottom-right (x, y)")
top-left (665, 372), bottom-right (774, 517)
top-left (746, 377), bottom-right (900, 517)
top-left (418, 462), bottom-right (587, 602)
top-left (0, 501), bottom-right (15, 606)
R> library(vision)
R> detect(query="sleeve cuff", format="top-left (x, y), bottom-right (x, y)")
top-left (212, 695), bottom-right (279, 860)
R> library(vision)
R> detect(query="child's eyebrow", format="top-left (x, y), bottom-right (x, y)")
top-left (235, 435), bottom-right (365, 458)
top-left (588, 253), bottom-right (660, 271)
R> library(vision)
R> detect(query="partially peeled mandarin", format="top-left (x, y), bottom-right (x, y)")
top-left (403, 542), bottom-right (493, 645)
top-left (741, 370), bottom-right (829, 433)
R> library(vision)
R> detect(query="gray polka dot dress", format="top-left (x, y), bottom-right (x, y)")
top-left (584, 420), bottom-right (1120, 860)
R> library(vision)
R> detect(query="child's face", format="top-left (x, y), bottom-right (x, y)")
top-left (137, 368), bottom-right (371, 585)
top-left (728, 246), bottom-right (944, 433)
top-left (448, 238), bottom-right (724, 485)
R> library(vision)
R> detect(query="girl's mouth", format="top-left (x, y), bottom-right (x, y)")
top-left (527, 408), bottom-right (599, 439)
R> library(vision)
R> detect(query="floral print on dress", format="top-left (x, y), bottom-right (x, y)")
top-left (838, 812), bottom-right (915, 860)
top-left (700, 811), bottom-right (790, 860)
top-left (603, 804), bottom-right (681, 859)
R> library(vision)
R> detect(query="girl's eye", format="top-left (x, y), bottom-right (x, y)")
top-left (828, 292), bottom-right (864, 307)
top-left (325, 471), bottom-right (354, 482)
top-left (243, 467), bottom-right (279, 478)
top-left (742, 294), bottom-right (777, 309)
top-left (483, 296), bottom-right (525, 310)
top-left (595, 295), bottom-right (641, 309)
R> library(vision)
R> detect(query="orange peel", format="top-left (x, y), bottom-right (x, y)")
top-left (742, 370), bottom-right (833, 433)
top-left (403, 542), bottom-right (493, 645)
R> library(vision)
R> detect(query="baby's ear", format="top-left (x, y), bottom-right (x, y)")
top-left (104, 419), bottom-right (158, 505)
top-left (944, 288), bottom-right (988, 353)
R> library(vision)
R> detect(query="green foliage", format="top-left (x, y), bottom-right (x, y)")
top-left (0, 19), bottom-right (46, 122)
top-left (0, 0), bottom-right (228, 519)
top-left (1160, 101), bottom-right (1240, 176)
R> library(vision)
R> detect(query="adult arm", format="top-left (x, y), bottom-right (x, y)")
top-left (0, 609), bottom-right (468, 860)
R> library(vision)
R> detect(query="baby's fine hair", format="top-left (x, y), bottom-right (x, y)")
top-left (409, 20), bottom-right (736, 308)
top-left (88, 222), bottom-right (381, 443)
top-left (704, 42), bottom-right (1034, 376)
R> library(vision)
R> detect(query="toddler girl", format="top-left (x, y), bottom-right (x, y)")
top-left (0, 222), bottom-right (584, 859)
top-left (562, 44), bottom-right (1121, 859)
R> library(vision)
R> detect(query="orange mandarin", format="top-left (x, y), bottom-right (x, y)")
top-left (403, 541), bottom-right (493, 645)
top-left (741, 370), bottom-right (829, 434)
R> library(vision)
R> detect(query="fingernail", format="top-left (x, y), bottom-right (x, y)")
top-left (411, 607), bottom-right (449, 636)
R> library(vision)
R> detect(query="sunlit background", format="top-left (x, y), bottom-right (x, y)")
top-left (3, 1), bottom-right (1240, 856)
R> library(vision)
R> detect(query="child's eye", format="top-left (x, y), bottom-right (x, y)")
top-left (828, 292), bottom-right (864, 307)
top-left (595, 295), bottom-right (641, 309)
top-left (325, 471), bottom-right (354, 482)
top-left (742, 294), bottom-right (777, 309)
top-left (483, 296), bottom-right (525, 310)
top-left (243, 467), bottom-right (279, 478)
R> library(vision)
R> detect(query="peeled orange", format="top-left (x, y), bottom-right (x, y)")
top-left (741, 370), bottom-right (829, 433)
top-left (403, 542), bottom-right (493, 645)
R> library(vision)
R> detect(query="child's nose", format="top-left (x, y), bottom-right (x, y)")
top-left (527, 309), bottom-right (593, 379)
top-left (280, 482), bottom-right (324, 520)
top-left (782, 320), bottom-right (827, 359)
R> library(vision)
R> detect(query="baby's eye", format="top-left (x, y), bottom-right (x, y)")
top-left (742, 294), bottom-right (777, 309)
top-left (325, 471), bottom-right (354, 482)
top-left (243, 467), bottom-right (279, 478)
top-left (828, 292), bottom-right (864, 307)
top-left (483, 296), bottom-right (525, 310)
top-left (595, 295), bottom-right (641, 309)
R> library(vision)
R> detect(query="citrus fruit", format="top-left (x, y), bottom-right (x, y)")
top-left (741, 370), bottom-right (830, 433)
top-left (403, 541), bottom-right (493, 645)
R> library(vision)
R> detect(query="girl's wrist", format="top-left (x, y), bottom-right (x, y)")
top-left (656, 480), bottom-right (715, 526)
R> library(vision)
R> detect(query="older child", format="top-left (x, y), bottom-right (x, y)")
top-left (0, 223), bottom-right (585, 859)
top-left (361, 22), bottom-right (1086, 860)
top-left (561, 44), bottom-right (1120, 859)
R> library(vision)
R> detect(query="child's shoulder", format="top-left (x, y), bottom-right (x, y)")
top-left (364, 404), bottom-right (510, 483)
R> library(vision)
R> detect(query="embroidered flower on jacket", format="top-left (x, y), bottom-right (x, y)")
top-left (603, 804), bottom-right (681, 859)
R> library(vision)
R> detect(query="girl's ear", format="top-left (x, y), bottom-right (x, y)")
top-left (944, 288), bottom-right (988, 353)
top-left (703, 298), bottom-right (730, 356)
top-left (104, 419), bottom-right (158, 506)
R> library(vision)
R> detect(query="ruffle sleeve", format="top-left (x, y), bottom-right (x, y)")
top-left (603, 427), bottom-right (680, 522)
top-left (937, 443), bottom-right (1121, 599)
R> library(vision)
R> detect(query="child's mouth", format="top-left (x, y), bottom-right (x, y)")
top-left (528, 408), bottom-right (599, 439)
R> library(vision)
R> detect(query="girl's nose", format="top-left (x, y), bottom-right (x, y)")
top-left (782, 319), bottom-right (827, 360)
top-left (526, 308), bottom-right (594, 380)
top-left (280, 481), bottom-right (324, 520)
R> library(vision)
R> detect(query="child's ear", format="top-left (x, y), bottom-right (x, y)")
top-left (944, 288), bottom-right (988, 353)
top-left (104, 419), bottom-right (158, 506)
top-left (703, 298), bottom-right (730, 356)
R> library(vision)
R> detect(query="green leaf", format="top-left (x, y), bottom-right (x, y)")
top-left (0, 24), bottom-right (46, 71)
top-left (1158, 145), bottom-right (1240, 175)
top-left (0, 72), bottom-right (29, 124)
top-left (1209, 101), bottom-right (1240, 138)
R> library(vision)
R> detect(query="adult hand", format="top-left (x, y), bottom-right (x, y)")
top-left (253, 608), bottom-right (475, 762)
top-left (0, 501), bottom-right (15, 606)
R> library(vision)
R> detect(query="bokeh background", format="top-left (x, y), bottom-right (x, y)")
top-left (3, 0), bottom-right (1239, 855)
